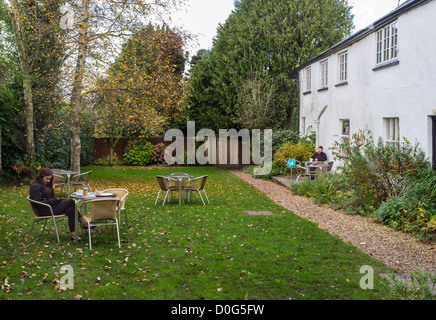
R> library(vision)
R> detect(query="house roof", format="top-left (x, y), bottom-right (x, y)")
top-left (297, 0), bottom-right (430, 70)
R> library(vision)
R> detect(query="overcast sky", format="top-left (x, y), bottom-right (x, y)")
top-left (172, 0), bottom-right (405, 56)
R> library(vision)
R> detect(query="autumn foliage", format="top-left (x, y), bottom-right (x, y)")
top-left (94, 24), bottom-right (188, 139)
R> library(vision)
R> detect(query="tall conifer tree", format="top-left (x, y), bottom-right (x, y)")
top-left (188, 0), bottom-right (354, 132)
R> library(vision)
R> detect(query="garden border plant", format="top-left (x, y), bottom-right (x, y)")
top-left (290, 129), bottom-right (436, 240)
top-left (244, 130), bottom-right (315, 180)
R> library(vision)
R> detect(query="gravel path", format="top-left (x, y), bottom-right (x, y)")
top-left (231, 170), bottom-right (436, 274)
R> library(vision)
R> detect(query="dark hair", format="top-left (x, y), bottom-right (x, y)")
top-left (31, 167), bottom-right (55, 198)
top-left (318, 146), bottom-right (323, 150)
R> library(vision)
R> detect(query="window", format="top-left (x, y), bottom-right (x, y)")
top-left (376, 30), bottom-right (383, 64)
top-left (320, 60), bottom-right (328, 88)
top-left (342, 119), bottom-right (350, 136)
top-left (338, 52), bottom-right (348, 83)
top-left (301, 117), bottom-right (306, 135)
top-left (303, 67), bottom-right (311, 92)
top-left (377, 21), bottom-right (398, 64)
top-left (384, 118), bottom-right (400, 146)
top-left (339, 119), bottom-right (350, 143)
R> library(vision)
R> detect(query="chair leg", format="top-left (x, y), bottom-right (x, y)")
top-left (123, 209), bottom-right (128, 227)
top-left (197, 190), bottom-right (206, 205)
top-left (52, 216), bottom-right (61, 243)
top-left (163, 190), bottom-right (170, 206)
top-left (88, 224), bottom-right (92, 250)
top-left (81, 217), bottom-right (84, 239)
top-left (29, 219), bottom-right (37, 237)
top-left (41, 220), bottom-right (48, 235)
top-left (155, 190), bottom-right (162, 205)
top-left (116, 219), bottom-right (121, 248)
top-left (203, 190), bottom-right (211, 204)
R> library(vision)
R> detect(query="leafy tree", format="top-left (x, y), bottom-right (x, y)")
top-left (0, 0), bottom-right (66, 176)
top-left (2, 0), bottom-right (37, 159)
top-left (94, 24), bottom-right (188, 165)
top-left (63, 0), bottom-right (185, 172)
top-left (186, 50), bottom-right (235, 131)
top-left (187, 0), bottom-right (354, 132)
top-left (238, 72), bottom-right (277, 130)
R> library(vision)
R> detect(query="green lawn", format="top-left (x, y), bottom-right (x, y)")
top-left (0, 166), bottom-right (395, 300)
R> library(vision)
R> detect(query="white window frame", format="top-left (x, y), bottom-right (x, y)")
top-left (301, 117), bottom-right (306, 135)
top-left (338, 51), bottom-right (348, 83)
top-left (303, 66), bottom-right (311, 92)
top-left (320, 60), bottom-right (328, 88)
top-left (377, 21), bottom-right (398, 64)
top-left (376, 30), bottom-right (383, 64)
top-left (341, 119), bottom-right (350, 136)
top-left (384, 117), bottom-right (400, 146)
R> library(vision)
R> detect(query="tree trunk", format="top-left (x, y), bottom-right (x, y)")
top-left (0, 127), bottom-right (2, 176)
top-left (108, 136), bottom-right (121, 167)
top-left (109, 136), bottom-right (114, 167)
top-left (9, 0), bottom-right (35, 159)
top-left (69, 0), bottom-right (90, 172)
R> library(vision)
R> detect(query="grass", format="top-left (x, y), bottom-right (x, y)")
top-left (0, 166), bottom-right (395, 300)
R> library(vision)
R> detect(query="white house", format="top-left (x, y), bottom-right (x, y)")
top-left (298, 0), bottom-right (436, 168)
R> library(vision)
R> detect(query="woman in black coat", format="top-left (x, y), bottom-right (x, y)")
top-left (29, 167), bottom-right (91, 241)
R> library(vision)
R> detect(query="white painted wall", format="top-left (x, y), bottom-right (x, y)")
top-left (299, 0), bottom-right (436, 168)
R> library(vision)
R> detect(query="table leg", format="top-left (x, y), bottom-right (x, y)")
top-left (179, 178), bottom-right (182, 205)
top-left (75, 199), bottom-right (79, 244)
top-left (66, 174), bottom-right (71, 199)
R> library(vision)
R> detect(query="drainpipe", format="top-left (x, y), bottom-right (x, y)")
top-left (315, 106), bottom-right (328, 147)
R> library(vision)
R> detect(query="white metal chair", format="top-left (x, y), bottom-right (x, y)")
top-left (102, 188), bottom-right (129, 226)
top-left (27, 196), bottom-right (68, 243)
top-left (71, 171), bottom-right (93, 192)
top-left (52, 173), bottom-right (67, 193)
top-left (295, 161), bottom-right (327, 182)
top-left (155, 176), bottom-right (179, 205)
top-left (169, 172), bottom-right (192, 202)
top-left (184, 175), bottom-right (210, 205)
top-left (284, 158), bottom-right (306, 180)
top-left (79, 198), bottom-right (121, 250)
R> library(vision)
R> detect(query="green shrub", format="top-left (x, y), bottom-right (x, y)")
top-left (382, 269), bottom-right (436, 300)
top-left (254, 162), bottom-right (284, 180)
top-left (290, 173), bottom-right (338, 205)
top-left (273, 141), bottom-right (314, 167)
top-left (331, 129), bottom-right (428, 215)
top-left (260, 129), bottom-right (300, 154)
top-left (375, 175), bottom-right (436, 238)
top-left (123, 140), bottom-right (154, 166)
top-left (94, 154), bottom-right (124, 166)
top-left (12, 155), bottom-right (44, 184)
top-left (242, 162), bottom-right (284, 180)
top-left (404, 165), bottom-right (436, 200)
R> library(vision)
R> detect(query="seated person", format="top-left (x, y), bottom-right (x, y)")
top-left (29, 167), bottom-right (94, 241)
top-left (309, 146), bottom-right (327, 179)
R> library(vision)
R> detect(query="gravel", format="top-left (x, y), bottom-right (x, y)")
top-left (231, 170), bottom-right (436, 274)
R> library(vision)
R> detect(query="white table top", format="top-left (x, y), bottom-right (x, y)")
top-left (165, 174), bottom-right (194, 178)
top-left (70, 192), bottom-right (117, 200)
top-left (54, 170), bottom-right (77, 175)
